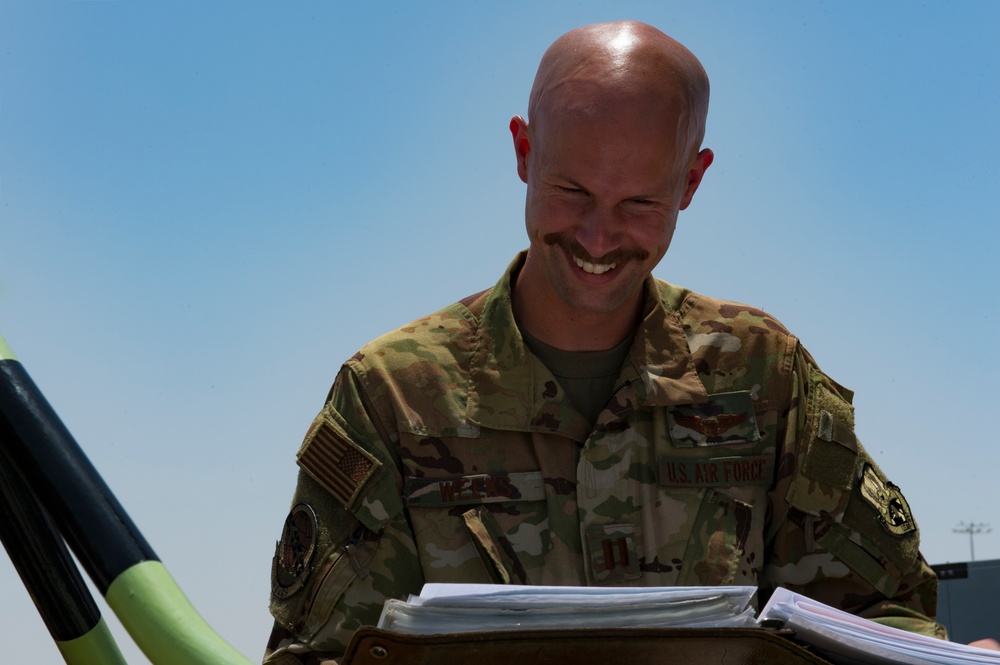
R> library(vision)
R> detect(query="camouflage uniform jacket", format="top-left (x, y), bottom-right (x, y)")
top-left (264, 253), bottom-right (943, 664)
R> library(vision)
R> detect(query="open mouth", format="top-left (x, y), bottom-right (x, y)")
top-left (573, 256), bottom-right (618, 275)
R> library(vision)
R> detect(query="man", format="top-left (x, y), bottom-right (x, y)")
top-left (262, 21), bottom-right (946, 664)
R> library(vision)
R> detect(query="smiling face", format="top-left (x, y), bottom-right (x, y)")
top-left (514, 101), bottom-right (693, 323)
top-left (509, 22), bottom-right (712, 350)
top-left (510, 87), bottom-right (711, 349)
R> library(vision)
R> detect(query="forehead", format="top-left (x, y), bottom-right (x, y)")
top-left (535, 76), bottom-right (690, 147)
top-left (533, 95), bottom-right (690, 189)
top-left (534, 73), bottom-right (688, 127)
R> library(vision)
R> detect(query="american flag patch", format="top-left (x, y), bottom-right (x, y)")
top-left (297, 418), bottom-right (381, 509)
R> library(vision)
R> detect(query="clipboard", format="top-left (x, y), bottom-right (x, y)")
top-left (342, 626), bottom-right (833, 665)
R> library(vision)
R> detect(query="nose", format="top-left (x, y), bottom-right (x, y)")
top-left (575, 205), bottom-right (623, 260)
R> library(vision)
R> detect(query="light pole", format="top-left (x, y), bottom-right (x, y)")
top-left (954, 522), bottom-right (991, 561)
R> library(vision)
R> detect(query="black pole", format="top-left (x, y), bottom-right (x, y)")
top-left (0, 357), bottom-right (157, 594)
top-left (0, 428), bottom-right (103, 643)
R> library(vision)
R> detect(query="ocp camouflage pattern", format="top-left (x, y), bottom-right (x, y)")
top-left (263, 253), bottom-right (943, 663)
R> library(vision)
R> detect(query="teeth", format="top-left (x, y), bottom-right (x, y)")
top-left (574, 256), bottom-right (618, 274)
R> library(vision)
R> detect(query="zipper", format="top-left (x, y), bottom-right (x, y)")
top-left (343, 523), bottom-right (371, 579)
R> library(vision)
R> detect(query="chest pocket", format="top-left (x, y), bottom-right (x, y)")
top-left (652, 457), bottom-right (770, 587)
top-left (656, 391), bottom-right (770, 587)
top-left (403, 472), bottom-right (549, 585)
top-left (676, 488), bottom-right (755, 586)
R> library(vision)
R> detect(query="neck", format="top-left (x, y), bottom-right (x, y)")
top-left (512, 273), bottom-right (644, 352)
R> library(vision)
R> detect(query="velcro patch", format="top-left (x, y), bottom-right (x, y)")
top-left (297, 417), bottom-right (381, 509)
top-left (666, 391), bottom-right (760, 447)
top-left (818, 410), bottom-right (859, 452)
top-left (658, 455), bottom-right (773, 487)
top-left (404, 472), bottom-right (545, 507)
top-left (786, 367), bottom-right (858, 517)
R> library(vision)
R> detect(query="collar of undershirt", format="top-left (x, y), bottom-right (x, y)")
top-left (519, 327), bottom-right (634, 380)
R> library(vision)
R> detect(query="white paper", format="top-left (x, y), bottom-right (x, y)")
top-left (375, 582), bottom-right (1000, 664)
top-left (759, 587), bottom-right (1000, 665)
top-left (377, 584), bottom-right (758, 635)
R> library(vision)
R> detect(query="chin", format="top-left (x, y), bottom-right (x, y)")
top-left (558, 285), bottom-right (643, 316)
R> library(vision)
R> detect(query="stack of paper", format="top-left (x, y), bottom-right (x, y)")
top-left (377, 584), bottom-right (758, 635)
top-left (759, 588), bottom-right (1000, 665)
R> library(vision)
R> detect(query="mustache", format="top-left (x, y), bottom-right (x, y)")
top-left (543, 233), bottom-right (649, 264)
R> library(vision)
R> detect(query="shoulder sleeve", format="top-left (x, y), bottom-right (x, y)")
top-left (763, 345), bottom-right (946, 639)
top-left (264, 365), bottom-right (424, 663)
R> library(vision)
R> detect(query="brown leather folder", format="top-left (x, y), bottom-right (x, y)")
top-left (341, 626), bottom-right (834, 665)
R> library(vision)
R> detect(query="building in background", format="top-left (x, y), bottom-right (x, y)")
top-left (933, 559), bottom-right (1000, 643)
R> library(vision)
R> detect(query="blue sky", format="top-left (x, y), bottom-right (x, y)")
top-left (1, 2), bottom-right (998, 662)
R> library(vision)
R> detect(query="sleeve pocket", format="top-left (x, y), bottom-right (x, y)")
top-left (786, 366), bottom-right (921, 598)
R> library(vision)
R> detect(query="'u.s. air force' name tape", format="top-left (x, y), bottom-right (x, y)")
top-left (658, 454), bottom-right (773, 487)
top-left (404, 472), bottom-right (546, 507)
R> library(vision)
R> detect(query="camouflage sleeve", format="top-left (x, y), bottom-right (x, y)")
top-left (762, 345), bottom-right (946, 639)
top-left (263, 367), bottom-right (424, 664)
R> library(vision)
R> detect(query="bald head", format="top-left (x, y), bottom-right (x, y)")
top-left (528, 21), bottom-right (710, 161)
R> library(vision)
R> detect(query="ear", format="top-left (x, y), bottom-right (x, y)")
top-left (679, 148), bottom-right (714, 210)
top-left (509, 115), bottom-right (530, 183)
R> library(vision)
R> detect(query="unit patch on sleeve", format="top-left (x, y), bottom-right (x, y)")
top-left (297, 416), bottom-right (381, 509)
top-left (666, 391), bottom-right (761, 447)
top-left (859, 463), bottom-right (916, 536)
top-left (271, 502), bottom-right (318, 599)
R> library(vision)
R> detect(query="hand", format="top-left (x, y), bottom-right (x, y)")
top-left (968, 639), bottom-right (1000, 650)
